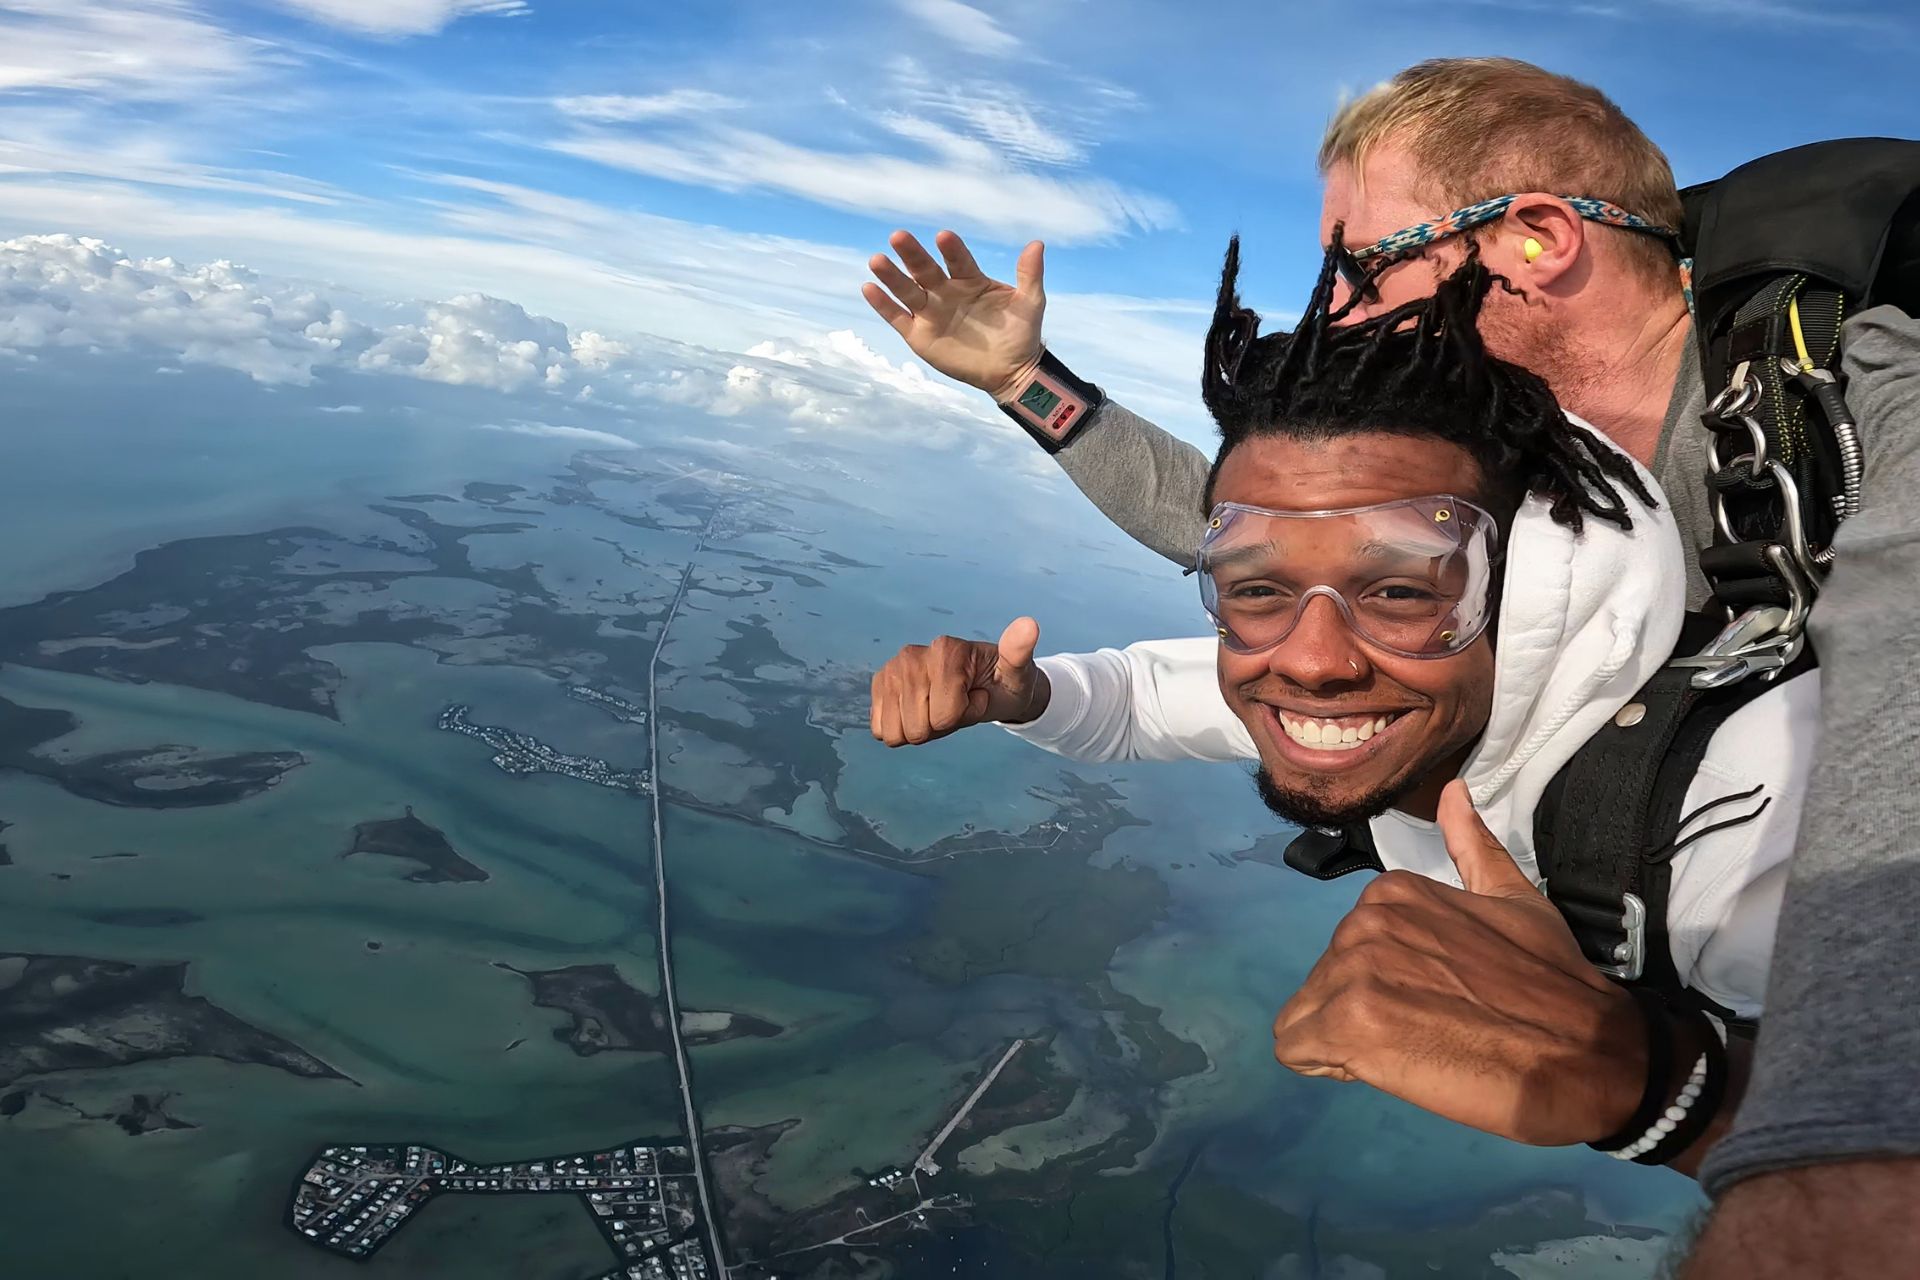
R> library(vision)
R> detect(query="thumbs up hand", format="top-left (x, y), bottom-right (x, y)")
top-left (870, 617), bottom-right (1051, 747)
top-left (1269, 781), bottom-right (1647, 1147)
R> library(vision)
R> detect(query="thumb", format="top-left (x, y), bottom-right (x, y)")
top-left (996, 616), bottom-right (1039, 672)
top-left (1437, 779), bottom-right (1537, 900)
top-left (1015, 240), bottom-right (1045, 300)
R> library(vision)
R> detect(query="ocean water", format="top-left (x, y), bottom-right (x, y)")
top-left (0, 359), bottom-right (1702, 1278)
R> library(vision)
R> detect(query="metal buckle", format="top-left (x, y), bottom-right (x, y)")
top-left (1669, 601), bottom-right (1806, 688)
top-left (1595, 893), bottom-right (1647, 981)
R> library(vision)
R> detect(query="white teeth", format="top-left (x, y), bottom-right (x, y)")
top-left (1276, 711), bottom-right (1400, 752)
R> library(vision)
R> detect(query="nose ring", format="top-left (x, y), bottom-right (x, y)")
top-left (1348, 658), bottom-right (1360, 676)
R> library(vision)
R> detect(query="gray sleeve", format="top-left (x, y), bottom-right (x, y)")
top-left (1702, 306), bottom-right (1920, 1194)
top-left (1053, 400), bottom-right (1213, 566)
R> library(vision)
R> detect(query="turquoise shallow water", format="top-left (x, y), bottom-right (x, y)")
top-left (0, 360), bottom-right (1702, 1278)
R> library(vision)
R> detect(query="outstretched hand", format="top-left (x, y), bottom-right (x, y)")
top-left (1269, 781), bottom-right (1646, 1146)
top-left (863, 229), bottom-right (1046, 403)
top-left (870, 616), bottom-right (1049, 747)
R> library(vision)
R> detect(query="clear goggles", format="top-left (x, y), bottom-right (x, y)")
top-left (1196, 495), bottom-right (1500, 659)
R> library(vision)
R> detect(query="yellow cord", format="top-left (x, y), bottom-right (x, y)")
top-left (1788, 295), bottom-right (1815, 372)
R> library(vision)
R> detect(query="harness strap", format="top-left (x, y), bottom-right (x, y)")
top-left (1535, 613), bottom-right (1808, 1017)
top-left (1683, 138), bottom-right (1920, 677)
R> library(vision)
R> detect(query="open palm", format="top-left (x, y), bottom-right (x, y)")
top-left (863, 229), bottom-right (1046, 403)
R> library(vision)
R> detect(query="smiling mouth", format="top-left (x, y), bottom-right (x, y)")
top-left (1273, 709), bottom-right (1407, 752)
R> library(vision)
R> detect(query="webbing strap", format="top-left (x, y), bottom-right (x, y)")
top-left (1535, 615), bottom-right (1809, 1005)
top-left (1536, 665), bottom-right (1700, 990)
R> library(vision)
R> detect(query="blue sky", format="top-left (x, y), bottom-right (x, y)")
top-left (3, 0), bottom-right (1920, 441)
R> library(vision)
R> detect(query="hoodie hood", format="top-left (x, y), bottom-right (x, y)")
top-left (1449, 419), bottom-right (1686, 874)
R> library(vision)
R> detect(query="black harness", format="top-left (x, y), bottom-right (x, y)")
top-left (1286, 139), bottom-right (1920, 1011)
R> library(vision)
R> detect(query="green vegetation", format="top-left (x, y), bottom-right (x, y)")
top-left (905, 849), bottom-right (1169, 987)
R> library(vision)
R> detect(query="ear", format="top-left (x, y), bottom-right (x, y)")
top-left (1502, 195), bottom-right (1586, 288)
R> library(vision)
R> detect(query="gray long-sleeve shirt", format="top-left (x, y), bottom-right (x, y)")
top-left (1050, 309), bottom-right (1920, 1192)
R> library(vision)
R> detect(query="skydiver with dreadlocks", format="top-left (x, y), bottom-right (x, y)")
top-left (870, 236), bottom-right (1819, 1176)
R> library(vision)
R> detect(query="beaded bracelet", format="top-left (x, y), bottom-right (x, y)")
top-left (1625, 1010), bottom-right (1729, 1165)
top-left (1588, 986), bottom-right (1675, 1155)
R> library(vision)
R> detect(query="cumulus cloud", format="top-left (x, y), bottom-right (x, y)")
top-left (358, 294), bottom-right (574, 392)
top-left (0, 234), bottom-right (1039, 460)
top-left (0, 234), bottom-right (366, 384)
top-left (644, 329), bottom-right (1002, 452)
top-left (271, 0), bottom-right (528, 37)
top-left (554, 90), bottom-right (742, 122)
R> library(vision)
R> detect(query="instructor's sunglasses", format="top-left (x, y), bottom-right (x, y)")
top-left (1334, 194), bottom-right (1683, 300)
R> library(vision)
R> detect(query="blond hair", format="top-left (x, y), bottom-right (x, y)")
top-left (1319, 58), bottom-right (1684, 286)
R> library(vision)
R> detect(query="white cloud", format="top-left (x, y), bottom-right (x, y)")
top-left (0, 175), bottom-right (870, 354)
top-left (358, 293), bottom-right (573, 392)
top-left (271, 0), bottom-right (528, 37)
top-left (553, 124), bottom-right (1177, 243)
top-left (479, 420), bottom-right (637, 448)
top-left (1044, 292), bottom-right (1217, 445)
top-left (680, 329), bottom-right (983, 429)
top-left (895, 0), bottom-right (1020, 56)
top-left (0, 1), bottom-right (264, 98)
top-left (944, 95), bottom-right (1084, 167)
top-left (0, 233), bottom-right (366, 384)
top-left (554, 90), bottom-right (742, 122)
top-left (0, 233), bottom-right (1039, 466)
top-left (0, 125), bottom-right (342, 207)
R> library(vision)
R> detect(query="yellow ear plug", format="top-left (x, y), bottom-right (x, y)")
top-left (1524, 237), bottom-right (1545, 263)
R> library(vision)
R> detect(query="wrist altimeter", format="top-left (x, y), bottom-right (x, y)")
top-left (997, 349), bottom-right (1105, 454)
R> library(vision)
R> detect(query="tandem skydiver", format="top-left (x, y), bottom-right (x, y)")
top-left (875, 236), bottom-right (1815, 1175)
top-left (860, 57), bottom-right (1920, 1277)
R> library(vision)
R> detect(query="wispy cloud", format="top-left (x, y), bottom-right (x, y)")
top-left (552, 124), bottom-right (1177, 243)
top-left (0, 120), bottom-right (343, 206)
top-left (271, 0), bottom-right (529, 38)
top-left (895, 0), bottom-right (1021, 56)
top-left (0, 0), bottom-right (265, 98)
top-left (479, 420), bottom-right (637, 448)
top-left (554, 90), bottom-right (742, 122)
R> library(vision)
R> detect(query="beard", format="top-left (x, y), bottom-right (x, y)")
top-left (1252, 765), bottom-right (1418, 831)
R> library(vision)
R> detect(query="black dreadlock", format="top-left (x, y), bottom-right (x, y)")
top-left (1199, 231), bottom-right (1655, 532)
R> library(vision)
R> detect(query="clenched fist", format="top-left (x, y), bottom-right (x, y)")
top-left (870, 617), bottom-right (1050, 747)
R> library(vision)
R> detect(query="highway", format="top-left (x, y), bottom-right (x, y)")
top-left (647, 509), bottom-right (729, 1279)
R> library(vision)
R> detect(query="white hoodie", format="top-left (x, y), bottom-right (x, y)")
top-left (1006, 445), bottom-right (1817, 1018)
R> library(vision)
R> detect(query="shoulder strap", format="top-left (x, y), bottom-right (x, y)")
top-left (1684, 138), bottom-right (1920, 324)
top-left (1535, 613), bottom-right (1810, 1012)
